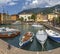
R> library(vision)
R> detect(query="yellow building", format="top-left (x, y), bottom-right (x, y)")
top-left (0, 13), bottom-right (11, 24)
top-left (48, 13), bottom-right (58, 21)
top-left (11, 14), bottom-right (19, 21)
top-left (0, 13), bottom-right (8, 24)
top-left (0, 13), bottom-right (1, 24)
top-left (36, 13), bottom-right (48, 22)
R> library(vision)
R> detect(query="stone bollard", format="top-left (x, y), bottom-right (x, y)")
top-left (7, 44), bottom-right (11, 50)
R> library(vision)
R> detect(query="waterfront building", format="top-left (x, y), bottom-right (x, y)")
top-left (0, 13), bottom-right (10, 24)
top-left (36, 13), bottom-right (48, 22)
top-left (11, 14), bottom-right (19, 22)
top-left (48, 13), bottom-right (58, 21)
top-left (19, 13), bottom-right (33, 22)
top-left (1, 13), bottom-right (6, 24)
top-left (0, 13), bottom-right (11, 24)
top-left (0, 13), bottom-right (1, 24)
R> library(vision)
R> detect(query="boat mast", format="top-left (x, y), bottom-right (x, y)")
top-left (2, 6), bottom-right (4, 24)
top-left (6, 11), bottom-right (8, 24)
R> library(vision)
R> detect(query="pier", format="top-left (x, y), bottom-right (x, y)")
top-left (42, 22), bottom-right (60, 33)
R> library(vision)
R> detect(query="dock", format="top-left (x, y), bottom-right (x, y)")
top-left (0, 39), bottom-right (60, 54)
top-left (42, 22), bottom-right (60, 33)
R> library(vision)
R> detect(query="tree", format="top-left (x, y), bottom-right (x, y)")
top-left (56, 16), bottom-right (60, 25)
top-left (52, 17), bottom-right (55, 26)
top-left (31, 14), bottom-right (36, 21)
top-left (20, 17), bottom-right (24, 22)
top-left (52, 16), bottom-right (60, 26)
top-left (28, 16), bottom-right (31, 21)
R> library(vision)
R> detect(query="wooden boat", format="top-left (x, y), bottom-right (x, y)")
top-left (46, 29), bottom-right (60, 43)
top-left (19, 32), bottom-right (34, 48)
top-left (36, 30), bottom-right (47, 49)
top-left (0, 27), bottom-right (20, 38)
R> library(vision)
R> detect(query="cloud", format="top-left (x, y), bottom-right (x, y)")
top-left (32, 0), bottom-right (38, 4)
top-left (0, 0), bottom-right (12, 4)
top-left (8, 2), bottom-right (17, 6)
top-left (22, 0), bottom-right (60, 10)
top-left (0, 0), bottom-right (18, 6)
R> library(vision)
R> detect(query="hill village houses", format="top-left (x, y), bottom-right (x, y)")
top-left (0, 12), bottom-right (60, 24)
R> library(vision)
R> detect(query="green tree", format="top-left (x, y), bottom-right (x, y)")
top-left (20, 17), bottom-right (24, 22)
top-left (28, 16), bottom-right (31, 21)
top-left (31, 14), bottom-right (36, 21)
top-left (56, 17), bottom-right (60, 24)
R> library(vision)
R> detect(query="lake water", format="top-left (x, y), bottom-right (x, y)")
top-left (1, 24), bottom-right (60, 51)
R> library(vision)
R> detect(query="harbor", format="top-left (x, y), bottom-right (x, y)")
top-left (0, 24), bottom-right (60, 52)
top-left (0, 0), bottom-right (60, 54)
top-left (0, 25), bottom-right (60, 54)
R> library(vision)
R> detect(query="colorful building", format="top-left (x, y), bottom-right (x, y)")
top-left (11, 14), bottom-right (19, 22)
top-left (0, 13), bottom-right (11, 24)
top-left (36, 13), bottom-right (48, 22)
top-left (19, 13), bottom-right (33, 21)
top-left (0, 13), bottom-right (1, 24)
top-left (48, 13), bottom-right (58, 21)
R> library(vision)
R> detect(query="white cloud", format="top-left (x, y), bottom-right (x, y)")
top-left (8, 2), bottom-right (17, 6)
top-left (32, 0), bottom-right (38, 4)
top-left (0, 0), bottom-right (18, 6)
top-left (22, 0), bottom-right (60, 10)
top-left (0, 0), bottom-right (12, 4)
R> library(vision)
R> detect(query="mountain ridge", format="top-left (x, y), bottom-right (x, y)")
top-left (18, 4), bottom-right (60, 14)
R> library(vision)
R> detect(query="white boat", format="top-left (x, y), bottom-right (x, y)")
top-left (19, 32), bottom-right (34, 48)
top-left (0, 27), bottom-right (20, 38)
top-left (32, 23), bottom-right (43, 27)
top-left (36, 30), bottom-right (47, 47)
top-left (46, 29), bottom-right (60, 43)
top-left (12, 21), bottom-right (21, 25)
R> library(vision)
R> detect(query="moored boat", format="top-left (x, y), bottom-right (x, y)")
top-left (12, 21), bottom-right (21, 25)
top-left (19, 32), bottom-right (34, 48)
top-left (46, 29), bottom-right (60, 43)
top-left (0, 27), bottom-right (20, 38)
top-left (32, 23), bottom-right (43, 27)
top-left (36, 29), bottom-right (47, 49)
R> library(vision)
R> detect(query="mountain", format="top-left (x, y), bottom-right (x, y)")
top-left (18, 5), bottom-right (60, 14)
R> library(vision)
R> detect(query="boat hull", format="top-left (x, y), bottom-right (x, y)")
top-left (19, 36), bottom-right (33, 48)
top-left (0, 31), bottom-right (20, 38)
top-left (48, 36), bottom-right (60, 43)
top-left (19, 40), bottom-right (31, 48)
top-left (36, 37), bottom-right (47, 45)
top-left (46, 29), bottom-right (60, 43)
top-left (36, 30), bottom-right (47, 45)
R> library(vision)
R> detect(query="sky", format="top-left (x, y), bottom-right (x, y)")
top-left (0, 0), bottom-right (60, 15)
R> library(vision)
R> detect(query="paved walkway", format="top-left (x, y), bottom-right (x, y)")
top-left (0, 39), bottom-right (60, 54)
top-left (43, 23), bottom-right (60, 32)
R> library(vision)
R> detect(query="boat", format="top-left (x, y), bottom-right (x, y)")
top-left (12, 21), bottom-right (21, 25)
top-left (46, 29), bottom-right (60, 43)
top-left (19, 32), bottom-right (34, 48)
top-left (36, 29), bottom-right (47, 49)
top-left (0, 27), bottom-right (20, 38)
top-left (32, 23), bottom-right (43, 27)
